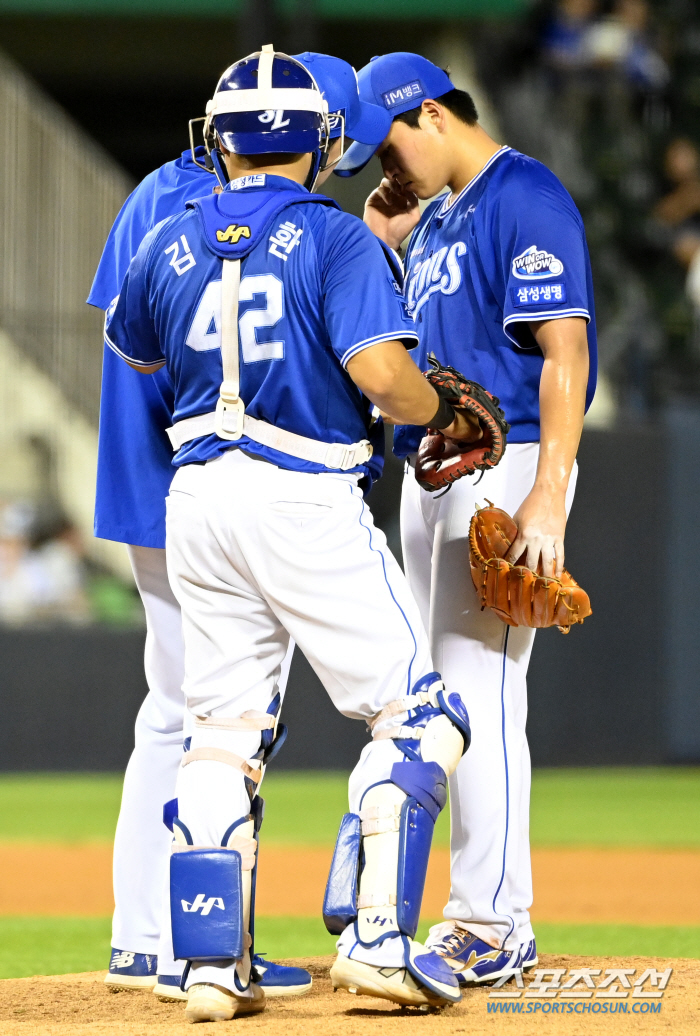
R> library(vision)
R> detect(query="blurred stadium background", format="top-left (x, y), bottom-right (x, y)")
top-left (0, 0), bottom-right (699, 977)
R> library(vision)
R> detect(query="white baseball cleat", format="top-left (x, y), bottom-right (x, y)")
top-left (330, 952), bottom-right (458, 1009)
top-left (153, 975), bottom-right (187, 1002)
top-left (184, 981), bottom-right (266, 1023)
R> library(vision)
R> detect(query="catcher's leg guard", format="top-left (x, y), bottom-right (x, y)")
top-left (170, 814), bottom-right (257, 976)
top-left (171, 692), bottom-right (286, 1001)
top-left (327, 673), bottom-right (470, 1005)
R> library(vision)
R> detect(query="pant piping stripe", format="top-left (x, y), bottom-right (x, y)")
top-left (355, 487), bottom-right (417, 696)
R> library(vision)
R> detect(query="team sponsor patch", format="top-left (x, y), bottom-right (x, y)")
top-left (216, 224), bottom-right (251, 244)
top-left (512, 245), bottom-right (564, 279)
top-left (229, 174), bottom-right (266, 190)
top-left (512, 284), bottom-right (567, 307)
top-left (382, 80), bottom-right (424, 109)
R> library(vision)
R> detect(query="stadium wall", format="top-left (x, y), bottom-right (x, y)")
top-left (2, 418), bottom-right (698, 770)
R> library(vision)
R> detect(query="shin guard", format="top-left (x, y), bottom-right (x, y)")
top-left (170, 812), bottom-right (257, 988)
top-left (325, 673), bottom-right (469, 944)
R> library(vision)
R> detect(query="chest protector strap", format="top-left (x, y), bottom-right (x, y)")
top-left (166, 253), bottom-right (372, 471)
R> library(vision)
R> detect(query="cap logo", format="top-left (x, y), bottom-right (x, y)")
top-left (382, 81), bottom-right (424, 110)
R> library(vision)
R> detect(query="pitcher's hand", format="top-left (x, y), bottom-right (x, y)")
top-left (364, 177), bottom-right (420, 251)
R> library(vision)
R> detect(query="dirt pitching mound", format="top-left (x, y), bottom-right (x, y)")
top-left (0, 954), bottom-right (698, 1035)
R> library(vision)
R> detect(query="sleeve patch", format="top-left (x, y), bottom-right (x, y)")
top-left (512, 283), bottom-right (567, 308)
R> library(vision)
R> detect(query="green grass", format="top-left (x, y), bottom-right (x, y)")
top-left (0, 918), bottom-right (112, 979)
top-left (529, 768), bottom-right (700, 848)
top-left (1, 768), bottom-right (699, 848)
top-left (253, 920), bottom-right (700, 961)
top-left (534, 923), bottom-right (700, 959)
top-left (0, 918), bottom-right (698, 979)
top-left (1, 770), bottom-right (699, 981)
top-left (0, 774), bottom-right (122, 843)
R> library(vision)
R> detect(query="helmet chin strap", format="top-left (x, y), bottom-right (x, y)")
top-left (210, 147), bottom-right (230, 189)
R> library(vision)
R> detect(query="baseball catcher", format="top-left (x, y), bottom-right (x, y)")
top-left (469, 503), bottom-right (591, 633)
top-left (415, 354), bottom-right (510, 492)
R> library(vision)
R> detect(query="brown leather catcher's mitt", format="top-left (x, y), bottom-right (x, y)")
top-left (469, 504), bottom-right (592, 634)
top-left (415, 355), bottom-right (510, 493)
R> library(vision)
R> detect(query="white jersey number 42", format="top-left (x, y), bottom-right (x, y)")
top-left (185, 274), bottom-right (285, 363)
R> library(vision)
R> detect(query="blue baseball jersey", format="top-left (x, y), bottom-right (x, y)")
top-left (88, 148), bottom-right (215, 548)
top-left (105, 175), bottom-right (417, 478)
top-left (394, 147), bottom-right (597, 456)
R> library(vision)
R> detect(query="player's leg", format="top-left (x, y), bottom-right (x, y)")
top-left (224, 455), bottom-right (467, 1007)
top-left (415, 447), bottom-right (576, 983)
top-left (399, 459), bottom-right (436, 635)
top-left (426, 447), bottom-right (540, 983)
top-left (164, 468), bottom-right (292, 1020)
top-left (105, 545), bottom-right (184, 991)
top-left (152, 639), bottom-right (301, 1002)
top-left (508, 458), bottom-right (577, 971)
top-left (164, 451), bottom-right (468, 1011)
top-left (106, 544), bottom-right (303, 999)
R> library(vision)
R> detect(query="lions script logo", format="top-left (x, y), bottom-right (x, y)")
top-left (406, 241), bottom-right (467, 318)
top-left (216, 224), bottom-right (252, 244)
top-left (512, 245), bottom-right (564, 279)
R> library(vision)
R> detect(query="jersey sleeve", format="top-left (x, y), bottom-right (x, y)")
top-left (87, 170), bottom-right (161, 311)
top-left (320, 212), bottom-right (418, 367)
top-left (103, 228), bottom-right (165, 370)
top-left (496, 165), bottom-right (592, 347)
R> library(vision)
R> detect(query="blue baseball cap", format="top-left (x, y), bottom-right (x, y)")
top-left (293, 52), bottom-right (392, 145)
top-left (334, 53), bottom-right (454, 177)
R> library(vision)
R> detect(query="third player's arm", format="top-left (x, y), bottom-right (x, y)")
top-left (507, 317), bottom-right (589, 577)
top-left (347, 339), bottom-right (480, 442)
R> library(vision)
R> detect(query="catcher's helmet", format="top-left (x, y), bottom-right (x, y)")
top-left (206, 45), bottom-right (327, 156)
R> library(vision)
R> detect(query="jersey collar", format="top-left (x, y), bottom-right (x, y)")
top-left (437, 146), bottom-right (511, 220)
top-left (223, 173), bottom-right (309, 195)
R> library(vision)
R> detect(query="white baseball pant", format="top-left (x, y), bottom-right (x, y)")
top-left (111, 543), bottom-right (293, 961)
top-left (165, 448), bottom-right (434, 991)
top-left (400, 442), bottom-right (577, 951)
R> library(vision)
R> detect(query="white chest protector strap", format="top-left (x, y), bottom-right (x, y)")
top-left (166, 256), bottom-right (373, 472)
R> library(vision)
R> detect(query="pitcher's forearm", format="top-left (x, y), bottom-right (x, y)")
top-left (531, 317), bottom-right (589, 495)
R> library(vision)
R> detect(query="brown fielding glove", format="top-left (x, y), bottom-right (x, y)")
top-left (469, 504), bottom-right (592, 634)
top-left (415, 354), bottom-right (510, 493)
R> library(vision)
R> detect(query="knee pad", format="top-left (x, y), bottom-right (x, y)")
top-left (323, 760), bottom-right (447, 943)
top-left (371, 671), bottom-right (470, 776)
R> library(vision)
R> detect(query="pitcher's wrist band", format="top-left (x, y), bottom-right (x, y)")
top-left (430, 396), bottom-right (456, 430)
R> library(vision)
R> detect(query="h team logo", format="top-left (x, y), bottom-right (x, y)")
top-left (216, 224), bottom-right (252, 245)
top-left (512, 245), bottom-right (564, 279)
top-left (181, 893), bottom-right (225, 916)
